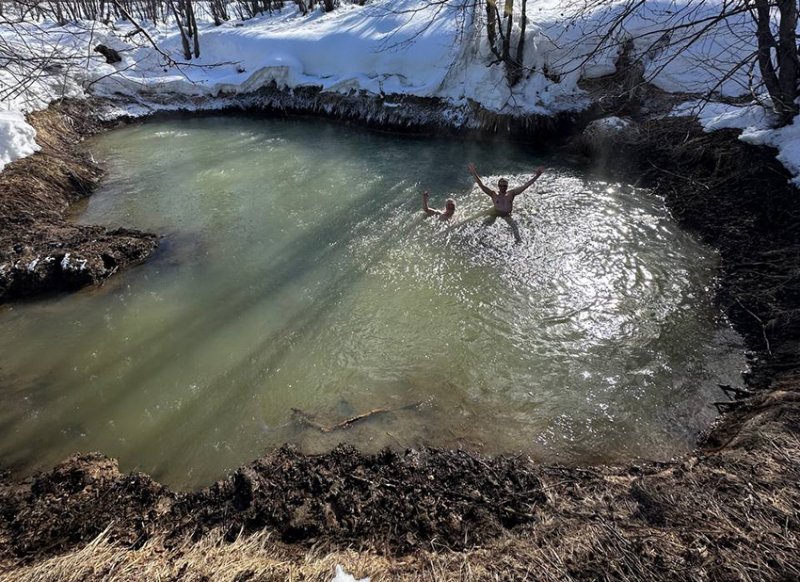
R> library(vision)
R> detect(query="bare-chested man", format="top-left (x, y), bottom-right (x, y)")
top-left (422, 190), bottom-right (456, 220)
top-left (468, 162), bottom-right (544, 242)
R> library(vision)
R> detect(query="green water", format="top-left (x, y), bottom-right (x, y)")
top-left (0, 117), bottom-right (745, 489)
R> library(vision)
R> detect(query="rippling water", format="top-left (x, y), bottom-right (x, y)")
top-left (0, 117), bottom-right (745, 489)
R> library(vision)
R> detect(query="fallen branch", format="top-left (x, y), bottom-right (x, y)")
top-left (648, 160), bottom-right (711, 190)
top-left (718, 384), bottom-right (755, 400)
top-left (712, 400), bottom-right (746, 413)
top-left (291, 401), bottom-right (422, 433)
top-left (735, 297), bottom-right (772, 356)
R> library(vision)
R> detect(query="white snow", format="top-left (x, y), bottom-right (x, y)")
top-left (0, 19), bottom-right (86, 171)
top-left (590, 116), bottom-right (630, 131)
top-left (0, 0), bottom-right (791, 176)
top-left (329, 565), bottom-right (369, 582)
top-left (671, 100), bottom-right (776, 132)
top-left (742, 119), bottom-right (800, 186)
top-left (0, 112), bottom-right (41, 169)
top-left (60, 253), bottom-right (87, 272)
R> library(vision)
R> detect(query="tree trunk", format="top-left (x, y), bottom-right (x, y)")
top-left (508, 0), bottom-right (527, 85)
top-left (210, 0), bottom-right (222, 26)
top-left (169, 0), bottom-right (193, 60)
top-left (776, 0), bottom-right (799, 121)
top-left (486, 0), bottom-right (503, 59)
top-left (189, 0), bottom-right (200, 58)
top-left (502, 0), bottom-right (513, 63)
top-left (751, 0), bottom-right (799, 124)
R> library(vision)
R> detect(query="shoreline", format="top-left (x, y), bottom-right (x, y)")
top-left (0, 99), bottom-right (158, 304)
top-left (1, 92), bottom-right (799, 580)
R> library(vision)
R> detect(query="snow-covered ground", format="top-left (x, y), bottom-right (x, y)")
top-left (0, 0), bottom-right (788, 176)
top-left (0, 111), bottom-right (41, 168)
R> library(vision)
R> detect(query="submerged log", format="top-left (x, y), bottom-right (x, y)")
top-left (291, 401), bottom-right (422, 433)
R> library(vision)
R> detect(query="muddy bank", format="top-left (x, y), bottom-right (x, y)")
top-left (1, 388), bottom-right (798, 580)
top-left (0, 100), bottom-right (158, 303)
top-left (0, 446), bottom-right (544, 559)
top-left (115, 82), bottom-right (594, 141)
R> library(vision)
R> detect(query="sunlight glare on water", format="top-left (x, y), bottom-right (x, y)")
top-left (0, 117), bottom-right (745, 489)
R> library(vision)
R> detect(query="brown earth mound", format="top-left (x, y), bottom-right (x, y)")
top-left (0, 446), bottom-right (545, 561)
top-left (0, 100), bottom-right (157, 303)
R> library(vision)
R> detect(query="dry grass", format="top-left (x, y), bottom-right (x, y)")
top-left (0, 528), bottom-right (408, 582)
top-left (0, 100), bottom-right (102, 220)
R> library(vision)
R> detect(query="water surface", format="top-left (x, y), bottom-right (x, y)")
top-left (0, 117), bottom-right (744, 488)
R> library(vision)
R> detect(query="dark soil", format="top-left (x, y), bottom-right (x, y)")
top-left (0, 446), bottom-right (545, 561)
top-left (0, 99), bottom-right (158, 303)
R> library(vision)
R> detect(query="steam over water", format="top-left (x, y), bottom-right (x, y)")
top-left (0, 117), bottom-right (745, 489)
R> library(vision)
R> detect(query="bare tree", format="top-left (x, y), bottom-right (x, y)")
top-left (485, 0), bottom-right (527, 85)
top-left (167, 0), bottom-right (196, 59)
top-left (749, 0), bottom-right (798, 122)
top-left (544, 1), bottom-right (799, 124)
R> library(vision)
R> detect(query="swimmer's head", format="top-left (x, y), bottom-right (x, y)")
top-left (498, 178), bottom-right (508, 193)
top-left (445, 199), bottom-right (456, 213)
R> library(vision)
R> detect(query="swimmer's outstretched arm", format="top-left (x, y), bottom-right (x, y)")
top-left (508, 167), bottom-right (545, 197)
top-left (468, 162), bottom-right (496, 197)
top-left (422, 190), bottom-right (440, 216)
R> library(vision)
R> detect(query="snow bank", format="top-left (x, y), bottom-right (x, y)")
top-left (97, 4), bottom-right (461, 98)
top-left (0, 21), bottom-right (86, 171)
top-left (0, 0), bottom-right (770, 170)
top-left (97, 0), bottom-right (752, 112)
top-left (85, 1), bottom-right (593, 115)
top-left (742, 119), bottom-right (800, 186)
top-left (671, 101), bottom-right (775, 132)
top-left (0, 112), bottom-right (40, 169)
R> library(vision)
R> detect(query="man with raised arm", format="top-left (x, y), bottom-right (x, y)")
top-left (468, 162), bottom-right (544, 242)
top-left (422, 190), bottom-right (456, 221)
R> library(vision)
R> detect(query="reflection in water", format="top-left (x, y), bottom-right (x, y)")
top-left (0, 117), bottom-right (745, 489)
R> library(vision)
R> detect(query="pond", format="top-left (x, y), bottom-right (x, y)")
top-left (0, 117), bottom-right (745, 489)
